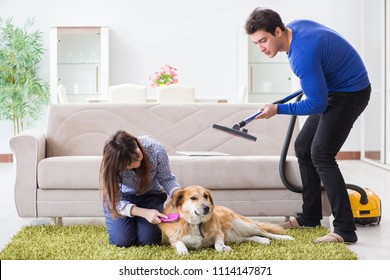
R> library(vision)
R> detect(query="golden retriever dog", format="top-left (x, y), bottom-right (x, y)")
top-left (159, 185), bottom-right (294, 255)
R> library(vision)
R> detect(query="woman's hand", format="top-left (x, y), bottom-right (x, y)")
top-left (143, 209), bottom-right (168, 224)
top-left (131, 206), bottom-right (167, 224)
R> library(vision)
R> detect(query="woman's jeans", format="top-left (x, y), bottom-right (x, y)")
top-left (104, 192), bottom-right (167, 247)
top-left (294, 85), bottom-right (371, 232)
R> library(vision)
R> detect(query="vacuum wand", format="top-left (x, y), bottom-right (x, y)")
top-left (212, 89), bottom-right (303, 141)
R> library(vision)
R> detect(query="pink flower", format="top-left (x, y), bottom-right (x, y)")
top-left (149, 64), bottom-right (179, 87)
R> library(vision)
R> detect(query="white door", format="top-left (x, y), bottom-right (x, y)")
top-left (360, 0), bottom-right (387, 167)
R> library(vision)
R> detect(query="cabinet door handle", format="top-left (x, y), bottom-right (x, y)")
top-left (96, 66), bottom-right (99, 93)
top-left (250, 64), bottom-right (253, 93)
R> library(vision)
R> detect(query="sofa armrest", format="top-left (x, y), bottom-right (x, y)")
top-left (9, 129), bottom-right (46, 217)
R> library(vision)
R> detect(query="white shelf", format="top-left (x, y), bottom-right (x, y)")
top-left (58, 62), bottom-right (100, 65)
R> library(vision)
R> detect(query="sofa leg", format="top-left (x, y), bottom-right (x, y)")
top-left (50, 217), bottom-right (63, 225)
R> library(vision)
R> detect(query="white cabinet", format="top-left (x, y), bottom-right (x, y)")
top-left (249, 63), bottom-right (291, 93)
top-left (50, 26), bottom-right (109, 103)
top-left (248, 37), bottom-right (291, 103)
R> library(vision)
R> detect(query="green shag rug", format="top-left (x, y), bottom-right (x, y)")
top-left (0, 225), bottom-right (357, 260)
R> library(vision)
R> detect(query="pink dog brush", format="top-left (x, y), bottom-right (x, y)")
top-left (160, 213), bottom-right (180, 223)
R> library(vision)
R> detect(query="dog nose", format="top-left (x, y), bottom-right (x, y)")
top-left (202, 205), bottom-right (210, 214)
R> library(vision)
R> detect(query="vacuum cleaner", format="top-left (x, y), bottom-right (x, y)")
top-left (347, 184), bottom-right (381, 225)
top-left (212, 90), bottom-right (382, 226)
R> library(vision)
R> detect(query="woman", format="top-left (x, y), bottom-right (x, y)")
top-left (100, 130), bottom-right (181, 247)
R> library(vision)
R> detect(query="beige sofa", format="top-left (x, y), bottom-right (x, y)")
top-left (10, 103), bottom-right (330, 223)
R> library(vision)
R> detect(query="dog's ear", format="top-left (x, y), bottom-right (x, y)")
top-left (170, 189), bottom-right (184, 208)
top-left (205, 189), bottom-right (214, 205)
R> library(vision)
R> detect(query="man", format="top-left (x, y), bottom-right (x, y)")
top-left (245, 8), bottom-right (371, 243)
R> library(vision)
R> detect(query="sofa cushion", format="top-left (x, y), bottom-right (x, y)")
top-left (38, 156), bottom-right (101, 190)
top-left (169, 155), bottom-right (302, 189)
top-left (38, 155), bottom-right (301, 191)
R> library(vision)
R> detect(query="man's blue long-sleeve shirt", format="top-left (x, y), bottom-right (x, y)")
top-left (277, 20), bottom-right (370, 116)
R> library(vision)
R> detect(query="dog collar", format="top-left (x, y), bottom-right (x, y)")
top-left (198, 223), bottom-right (204, 238)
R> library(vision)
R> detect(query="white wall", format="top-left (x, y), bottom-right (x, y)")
top-left (0, 0), bottom-right (367, 153)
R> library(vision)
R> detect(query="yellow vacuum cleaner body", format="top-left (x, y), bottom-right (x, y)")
top-left (347, 185), bottom-right (381, 226)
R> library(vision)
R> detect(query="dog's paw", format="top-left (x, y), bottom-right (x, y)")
top-left (176, 242), bottom-right (189, 256)
top-left (248, 236), bottom-right (271, 245)
top-left (177, 249), bottom-right (189, 256)
top-left (215, 243), bottom-right (232, 252)
top-left (221, 245), bottom-right (232, 252)
top-left (282, 235), bottom-right (294, 241)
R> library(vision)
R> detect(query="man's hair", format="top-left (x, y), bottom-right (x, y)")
top-left (245, 8), bottom-right (286, 35)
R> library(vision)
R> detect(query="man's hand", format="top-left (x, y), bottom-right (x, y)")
top-left (256, 104), bottom-right (277, 119)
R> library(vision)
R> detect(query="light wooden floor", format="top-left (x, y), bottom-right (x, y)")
top-left (1, 160), bottom-right (389, 259)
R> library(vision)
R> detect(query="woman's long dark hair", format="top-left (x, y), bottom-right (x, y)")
top-left (99, 130), bottom-right (150, 218)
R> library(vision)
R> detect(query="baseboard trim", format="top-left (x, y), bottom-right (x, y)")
top-left (0, 154), bottom-right (13, 163)
top-left (336, 151), bottom-right (361, 160)
top-left (362, 151), bottom-right (380, 160)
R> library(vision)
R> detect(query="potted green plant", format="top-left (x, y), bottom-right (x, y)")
top-left (0, 18), bottom-right (49, 134)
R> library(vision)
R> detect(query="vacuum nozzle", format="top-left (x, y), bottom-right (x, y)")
top-left (212, 124), bottom-right (257, 141)
top-left (212, 90), bottom-right (304, 142)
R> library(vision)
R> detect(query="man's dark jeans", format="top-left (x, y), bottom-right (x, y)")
top-left (294, 85), bottom-right (371, 232)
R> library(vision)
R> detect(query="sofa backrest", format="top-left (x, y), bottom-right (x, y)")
top-left (46, 103), bottom-right (299, 157)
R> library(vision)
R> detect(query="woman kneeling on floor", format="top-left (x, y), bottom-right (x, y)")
top-left (99, 130), bottom-right (181, 247)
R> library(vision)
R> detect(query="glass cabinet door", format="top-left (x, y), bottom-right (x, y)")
top-left (50, 26), bottom-right (109, 103)
top-left (247, 36), bottom-right (292, 103)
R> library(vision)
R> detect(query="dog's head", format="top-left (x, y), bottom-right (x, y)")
top-left (170, 185), bottom-right (214, 224)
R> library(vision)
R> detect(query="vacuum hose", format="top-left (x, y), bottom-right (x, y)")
top-left (279, 95), bottom-right (368, 201)
top-left (236, 89), bottom-right (305, 129)
top-left (279, 94), bottom-right (304, 193)
top-left (345, 184), bottom-right (368, 205)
